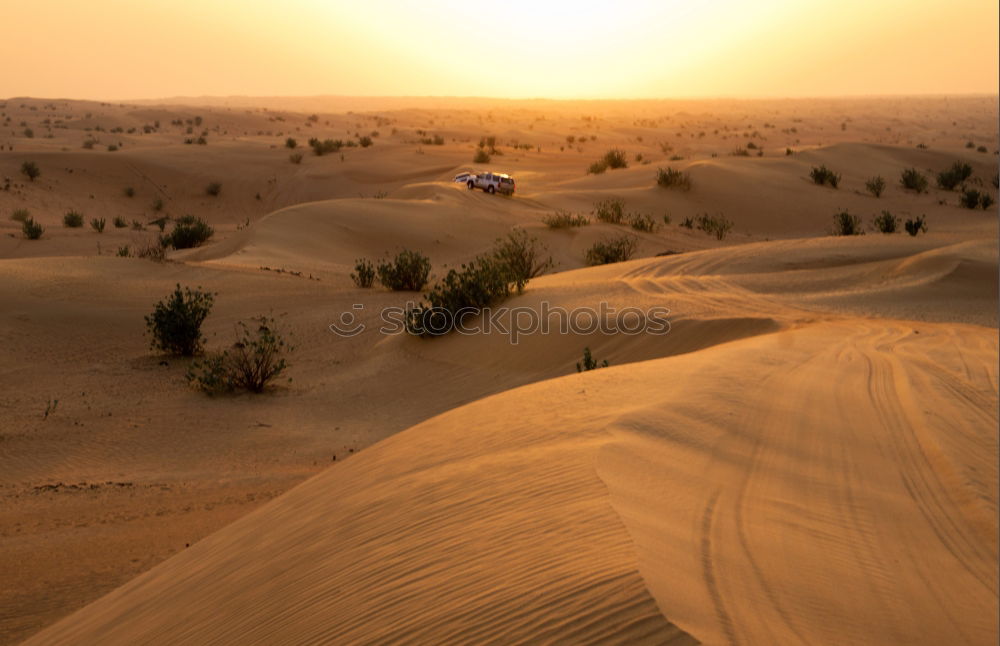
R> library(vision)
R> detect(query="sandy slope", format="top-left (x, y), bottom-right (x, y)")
top-left (2, 95), bottom-right (998, 644)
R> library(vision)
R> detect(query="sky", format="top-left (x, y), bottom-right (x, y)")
top-left (2, 0), bottom-right (997, 100)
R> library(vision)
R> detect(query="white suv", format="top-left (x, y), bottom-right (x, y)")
top-left (467, 172), bottom-right (515, 195)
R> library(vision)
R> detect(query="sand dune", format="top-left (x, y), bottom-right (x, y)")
top-left (2, 95), bottom-right (997, 644)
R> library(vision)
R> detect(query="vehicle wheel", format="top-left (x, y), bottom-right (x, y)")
top-left (467, 180), bottom-right (474, 189)
top-left (487, 185), bottom-right (495, 194)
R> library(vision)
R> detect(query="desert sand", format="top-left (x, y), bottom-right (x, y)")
top-left (1, 95), bottom-right (997, 645)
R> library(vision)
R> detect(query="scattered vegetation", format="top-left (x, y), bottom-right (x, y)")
top-left (810, 165), bottom-right (840, 188)
top-left (377, 249), bottom-right (431, 291)
top-left (585, 234), bottom-right (638, 265)
top-left (113, 216), bottom-right (128, 228)
top-left (936, 162), bottom-right (973, 190)
top-left (832, 211), bottom-right (863, 236)
top-left (592, 197), bottom-right (626, 224)
top-left (351, 259), bottom-right (376, 288)
top-left (655, 167), bottom-right (691, 190)
top-left (576, 347), bottom-right (608, 372)
top-left (90, 217), bottom-right (106, 233)
top-left (695, 213), bottom-right (733, 240)
top-left (63, 211), bottom-right (84, 228)
top-left (543, 211), bottom-right (589, 228)
top-left (144, 284), bottom-right (215, 356)
top-left (205, 182), bottom-right (222, 197)
top-left (900, 168), bottom-right (928, 193)
top-left (164, 215), bottom-right (214, 249)
top-left (865, 175), bottom-right (886, 198)
top-left (186, 315), bottom-right (291, 395)
top-left (21, 161), bottom-right (40, 182)
top-left (588, 148), bottom-right (628, 174)
top-left (960, 188), bottom-right (994, 210)
top-left (22, 217), bottom-right (43, 240)
top-left (309, 138), bottom-right (342, 156)
top-left (490, 229), bottom-right (553, 294)
top-left (628, 212), bottom-right (658, 233)
top-left (904, 216), bottom-right (927, 237)
top-left (870, 210), bottom-right (898, 234)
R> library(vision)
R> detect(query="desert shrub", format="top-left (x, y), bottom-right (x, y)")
top-left (977, 146), bottom-right (988, 153)
top-left (602, 149), bottom-right (628, 169)
top-left (810, 165), bottom-right (840, 188)
top-left (959, 188), bottom-right (982, 209)
top-left (22, 217), bottom-right (43, 240)
top-left (90, 217), bottom-right (106, 233)
top-left (63, 211), bottom-right (84, 227)
top-left (23, 128), bottom-right (34, 138)
top-left (131, 219), bottom-right (145, 231)
top-left (117, 245), bottom-right (131, 257)
top-left (695, 213), bottom-right (734, 240)
top-left (490, 229), bottom-right (553, 294)
top-left (309, 138), bottom-right (342, 156)
top-left (107, 145), bottom-right (118, 152)
top-left (285, 137), bottom-right (297, 149)
top-left (900, 168), bottom-right (928, 193)
top-left (656, 167), bottom-right (691, 190)
top-left (982, 194), bottom-right (995, 210)
top-left (151, 197), bottom-right (164, 212)
top-left (123, 186), bottom-right (135, 198)
top-left (731, 147), bottom-right (750, 157)
top-left (628, 212), bottom-right (657, 232)
top-left (592, 197), bottom-right (626, 224)
top-left (680, 216), bottom-right (694, 228)
top-left (164, 216), bottom-right (214, 249)
top-left (11, 208), bottom-right (30, 222)
top-left (473, 148), bottom-right (491, 163)
top-left (870, 210), bottom-right (898, 233)
top-left (865, 175), bottom-right (886, 197)
top-left (576, 347), bottom-right (608, 372)
top-left (832, 211), bottom-right (863, 236)
top-left (289, 152), bottom-right (303, 164)
top-left (135, 236), bottom-right (166, 260)
top-left (405, 254), bottom-right (513, 337)
top-left (904, 216), bottom-right (927, 236)
top-left (150, 216), bottom-right (169, 232)
top-left (585, 234), bottom-right (638, 265)
top-left (936, 162), bottom-right (973, 190)
top-left (358, 136), bottom-right (373, 148)
top-left (587, 160), bottom-right (608, 174)
top-left (205, 182), bottom-right (222, 197)
top-left (377, 249), bottom-right (431, 291)
top-left (113, 216), bottom-right (128, 228)
top-left (543, 211), bottom-right (589, 228)
top-left (351, 258), bottom-right (375, 288)
top-left (786, 148), bottom-right (794, 156)
top-left (144, 284), bottom-right (215, 356)
top-left (186, 315), bottom-right (291, 395)
top-left (966, 141), bottom-right (975, 148)
top-left (21, 161), bottom-right (40, 181)
top-left (993, 173), bottom-right (1000, 189)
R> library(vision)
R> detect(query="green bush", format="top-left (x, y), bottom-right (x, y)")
top-left (655, 167), bottom-right (691, 190)
top-left (543, 211), bottom-right (589, 228)
top-left (865, 175), bottom-right (886, 197)
top-left (144, 284), bottom-right (215, 356)
top-left (696, 213), bottom-right (733, 240)
top-left (377, 249), bottom-right (431, 291)
top-left (832, 211), bottom-right (863, 236)
top-left (936, 162), bottom-right (973, 190)
top-left (491, 229), bottom-right (552, 294)
top-left (113, 216), bottom-right (128, 228)
top-left (473, 148), bottom-right (491, 163)
top-left (810, 165), bottom-right (840, 188)
top-left (164, 216), bottom-right (214, 249)
top-left (904, 216), bottom-right (927, 236)
top-left (406, 256), bottom-right (512, 336)
top-left (63, 211), bottom-right (84, 227)
top-left (900, 168), bottom-right (928, 193)
top-left (351, 258), bottom-right (375, 288)
top-left (11, 209), bottom-right (30, 222)
top-left (628, 212), bottom-right (658, 232)
top-left (22, 217), bottom-right (43, 240)
top-left (592, 197), bottom-right (626, 224)
top-left (21, 161), bottom-right (40, 181)
top-left (576, 347), bottom-right (608, 372)
top-left (205, 182), bottom-right (222, 197)
top-left (187, 315), bottom-right (291, 394)
top-left (90, 217), bottom-right (106, 233)
top-left (585, 234), bottom-right (638, 265)
top-left (870, 210), bottom-right (898, 233)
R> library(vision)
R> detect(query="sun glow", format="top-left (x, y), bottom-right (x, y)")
top-left (1, 0), bottom-right (997, 99)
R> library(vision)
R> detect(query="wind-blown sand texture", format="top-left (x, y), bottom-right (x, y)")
top-left (2, 95), bottom-right (997, 644)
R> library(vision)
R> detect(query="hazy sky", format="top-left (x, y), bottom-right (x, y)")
top-left (2, 0), bottom-right (997, 100)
